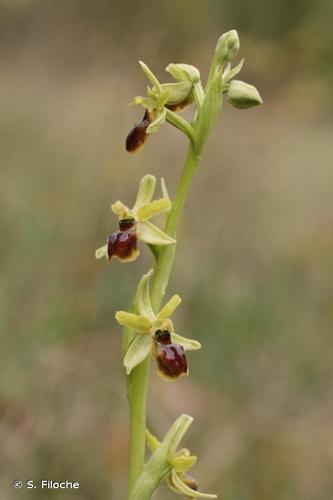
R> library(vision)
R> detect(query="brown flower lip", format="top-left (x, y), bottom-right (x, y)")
top-left (154, 330), bottom-right (188, 379)
top-left (107, 230), bottom-right (138, 261)
top-left (126, 110), bottom-right (152, 153)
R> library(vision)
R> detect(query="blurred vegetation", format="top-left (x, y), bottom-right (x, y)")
top-left (1, 1), bottom-right (332, 500)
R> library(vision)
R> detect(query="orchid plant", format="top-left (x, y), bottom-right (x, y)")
top-left (96, 30), bottom-right (262, 499)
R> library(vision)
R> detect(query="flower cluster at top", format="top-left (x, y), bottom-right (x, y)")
top-left (125, 30), bottom-right (262, 154)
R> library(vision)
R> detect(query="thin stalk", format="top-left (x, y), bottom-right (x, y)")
top-left (126, 142), bottom-right (203, 498)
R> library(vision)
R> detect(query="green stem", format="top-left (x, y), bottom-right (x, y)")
top-left (126, 142), bottom-right (203, 498)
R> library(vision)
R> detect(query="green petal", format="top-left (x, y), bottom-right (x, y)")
top-left (124, 334), bottom-right (152, 375)
top-left (161, 177), bottom-right (171, 204)
top-left (115, 311), bottom-right (152, 333)
top-left (138, 221), bottom-right (176, 246)
top-left (132, 95), bottom-right (153, 108)
top-left (137, 198), bottom-right (171, 221)
top-left (139, 61), bottom-right (162, 91)
top-left (136, 269), bottom-right (155, 321)
top-left (133, 175), bottom-right (156, 212)
top-left (111, 200), bottom-right (129, 217)
top-left (172, 454), bottom-right (197, 472)
top-left (145, 429), bottom-right (161, 453)
top-left (171, 470), bottom-right (217, 499)
top-left (171, 332), bottom-right (201, 351)
top-left (157, 295), bottom-right (182, 321)
top-left (95, 245), bottom-right (107, 259)
top-left (146, 108), bottom-right (167, 134)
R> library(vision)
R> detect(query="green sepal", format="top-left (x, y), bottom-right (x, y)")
top-left (166, 63), bottom-right (200, 84)
top-left (171, 332), bottom-right (201, 351)
top-left (137, 221), bottom-right (176, 246)
top-left (146, 108), bottom-right (167, 134)
top-left (170, 469), bottom-right (217, 499)
top-left (115, 311), bottom-right (152, 334)
top-left (133, 175), bottom-right (156, 212)
top-left (136, 269), bottom-right (155, 321)
top-left (123, 334), bottom-right (152, 375)
top-left (137, 198), bottom-right (171, 221)
top-left (156, 294), bottom-right (182, 321)
top-left (95, 244), bottom-right (107, 260)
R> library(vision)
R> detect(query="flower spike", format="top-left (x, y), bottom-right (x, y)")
top-left (115, 269), bottom-right (201, 378)
top-left (95, 175), bottom-right (175, 263)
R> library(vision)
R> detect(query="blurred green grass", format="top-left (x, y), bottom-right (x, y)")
top-left (1, 1), bottom-right (333, 499)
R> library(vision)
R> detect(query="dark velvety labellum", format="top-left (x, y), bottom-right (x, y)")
top-left (155, 342), bottom-right (188, 378)
top-left (107, 230), bottom-right (138, 260)
top-left (154, 329), bottom-right (171, 345)
top-left (119, 218), bottom-right (136, 231)
top-left (126, 110), bottom-right (151, 153)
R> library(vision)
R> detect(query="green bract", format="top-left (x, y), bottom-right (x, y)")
top-left (95, 175), bottom-right (175, 261)
top-left (116, 269), bottom-right (201, 376)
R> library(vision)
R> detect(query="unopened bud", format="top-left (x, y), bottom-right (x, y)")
top-left (227, 80), bottom-right (263, 109)
top-left (214, 29), bottom-right (240, 67)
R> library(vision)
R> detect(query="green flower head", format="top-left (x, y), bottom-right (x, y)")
top-left (95, 175), bottom-right (175, 263)
top-left (116, 269), bottom-right (201, 379)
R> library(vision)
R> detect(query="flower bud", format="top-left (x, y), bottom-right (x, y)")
top-left (166, 63), bottom-right (200, 84)
top-left (227, 80), bottom-right (263, 109)
top-left (213, 29), bottom-right (239, 67)
top-left (126, 110), bottom-right (152, 153)
top-left (224, 29), bottom-right (240, 60)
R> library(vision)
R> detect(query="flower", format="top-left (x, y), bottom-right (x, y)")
top-left (115, 269), bottom-right (201, 379)
top-left (146, 426), bottom-right (217, 499)
top-left (126, 61), bottom-right (198, 152)
top-left (95, 174), bottom-right (175, 263)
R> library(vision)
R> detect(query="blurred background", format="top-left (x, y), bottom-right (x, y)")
top-left (1, 1), bottom-right (333, 499)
